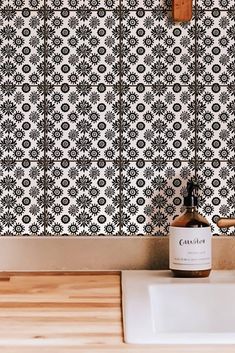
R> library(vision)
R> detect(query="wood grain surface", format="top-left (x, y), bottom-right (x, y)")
top-left (172, 0), bottom-right (192, 22)
top-left (0, 272), bottom-right (234, 352)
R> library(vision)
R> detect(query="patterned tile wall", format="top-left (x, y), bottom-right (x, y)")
top-left (0, 0), bottom-right (234, 236)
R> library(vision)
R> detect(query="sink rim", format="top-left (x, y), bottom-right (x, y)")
top-left (122, 270), bottom-right (235, 345)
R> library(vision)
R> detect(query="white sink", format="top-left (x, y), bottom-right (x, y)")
top-left (122, 270), bottom-right (235, 344)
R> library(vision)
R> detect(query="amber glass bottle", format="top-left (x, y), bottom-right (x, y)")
top-left (169, 180), bottom-right (211, 278)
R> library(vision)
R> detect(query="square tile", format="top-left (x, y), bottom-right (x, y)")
top-left (46, 161), bottom-right (120, 235)
top-left (197, 11), bottom-right (234, 85)
top-left (0, 10), bottom-right (44, 86)
top-left (47, 9), bottom-right (119, 85)
top-left (0, 86), bottom-right (44, 160)
top-left (48, 0), bottom-right (118, 10)
top-left (122, 10), bottom-right (196, 85)
top-left (0, 161), bottom-right (44, 235)
top-left (197, 85), bottom-right (235, 160)
top-left (46, 85), bottom-right (120, 160)
top-left (121, 85), bottom-right (195, 160)
top-left (198, 160), bottom-right (235, 235)
top-left (121, 161), bottom-right (194, 235)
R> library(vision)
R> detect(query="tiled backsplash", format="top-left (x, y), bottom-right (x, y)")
top-left (0, 0), bottom-right (234, 236)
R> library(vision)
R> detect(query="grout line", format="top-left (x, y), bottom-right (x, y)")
top-left (6, 9), bottom-right (233, 12)
top-left (43, 0), bottom-right (47, 236)
top-left (0, 159), bottom-right (234, 164)
top-left (2, 84), bottom-right (234, 89)
top-left (118, 0), bottom-right (123, 236)
top-left (119, 160), bottom-right (235, 164)
top-left (194, 0), bottom-right (198, 182)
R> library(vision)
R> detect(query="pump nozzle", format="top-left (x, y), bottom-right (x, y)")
top-left (184, 179), bottom-right (198, 207)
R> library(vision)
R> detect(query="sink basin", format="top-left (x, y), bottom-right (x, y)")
top-left (122, 270), bottom-right (235, 344)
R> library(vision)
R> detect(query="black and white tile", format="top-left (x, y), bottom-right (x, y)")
top-left (47, 8), bottom-right (120, 85)
top-left (46, 161), bottom-right (120, 235)
top-left (197, 85), bottom-right (235, 160)
top-left (122, 0), bottom-right (180, 11)
top-left (0, 161), bottom-right (44, 235)
top-left (198, 160), bottom-right (235, 235)
top-left (0, 86), bottom-right (44, 160)
top-left (46, 85), bottom-right (120, 160)
top-left (0, 0), bottom-right (233, 236)
top-left (121, 161), bottom-right (193, 235)
top-left (0, 10), bottom-right (44, 86)
top-left (198, 0), bottom-right (230, 9)
top-left (48, 0), bottom-right (118, 10)
top-left (122, 10), bottom-right (196, 85)
top-left (197, 11), bottom-right (234, 85)
top-left (121, 85), bottom-right (195, 160)
top-left (0, 1), bottom-right (41, 9)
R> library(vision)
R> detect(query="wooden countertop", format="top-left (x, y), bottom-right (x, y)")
top-left (0, 272), bottom-right (234, 353)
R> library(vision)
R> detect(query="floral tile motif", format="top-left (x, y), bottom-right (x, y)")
top-left (46, 85), bottom-right (120, 160)
top-left (46, 161), bottom-right (120, 235)
top-left (197, 10), bottom-right (234, 85)
top-left (121, 161), bottom-right (194, 236)
top-left (0, 10), bottom-right (44, 86)
top-left (47, 8), bottom-right (120, 85)
top-left (122, 0), bottom-right (198, 15)
top-left (122, 0), bottom-right (197, 10)
top-left (122, 10), bottom-right (196, 85)
top-left (0, 86), bottom-right (44, 160)
top-left (0, 1), bottom-right (40, 9)
top-left (48, 0), bottom-right (118, 10)
top-left (121, 160), bottom-right (235, 236)
top-left (197, 0), bottom-right (230, 9)
top-left (0, 0), bottom-right (234, 237)
top-left (0, 161), bottom-right (44, 235)
top-left (121, 85), bottom-right (195, 160)
top-left (198, 160), bottom-right (235, 235)
top-left (197, 85), bottom-right (235, 161)
top-left (123, 0), bottom-right (171, 10)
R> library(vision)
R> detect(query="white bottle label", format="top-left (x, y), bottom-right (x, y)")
top-left (169, 227), bottom-right (212, 271)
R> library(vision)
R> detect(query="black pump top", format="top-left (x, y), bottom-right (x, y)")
top-left (184, 180), bottom-right (198, 207)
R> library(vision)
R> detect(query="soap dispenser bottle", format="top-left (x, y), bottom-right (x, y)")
top-left (169, 180), bottom-right (212, 278)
